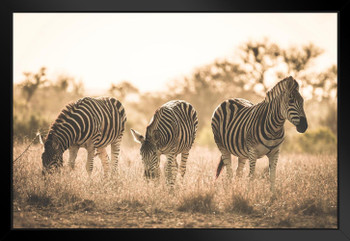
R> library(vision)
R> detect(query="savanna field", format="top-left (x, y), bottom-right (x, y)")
top-left (12, 15), bottom-right (338, 230)
top-left (13, 142), bottom-right (337, 229)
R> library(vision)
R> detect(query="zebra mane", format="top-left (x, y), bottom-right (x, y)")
top-left (45, 98), bottom-right (93, 151)
top-left (265, 76), bottom-right (299, 102)
top-left (46, 101), bottom-right (77, 142)
top-left (53, 102), bottom-right (75, 124)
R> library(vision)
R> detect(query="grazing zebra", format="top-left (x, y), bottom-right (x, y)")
top-left (131, 100), bottom-right (198, 188)
top-left (41, 96), bottom-right (127, 176)
top-left (211, 76), bottom-right (308, 192)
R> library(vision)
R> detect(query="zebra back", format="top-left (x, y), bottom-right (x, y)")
top-left (145, 100), bottom-right (198, 153)
top-left (46, 96), bottom-right (126, 151)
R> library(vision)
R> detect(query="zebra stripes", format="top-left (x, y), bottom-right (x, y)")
top-left (41, 76), bottom-right (307, 194)
top-left (211, 76), bottom-right (308, 192)
top-left (131, 100), bottom-right (198, 188)
top-left (41, 96), bottom-right (126, 176)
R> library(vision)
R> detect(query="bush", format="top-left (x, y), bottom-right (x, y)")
top-left (177, 191), bottom-right (216, 214)
top-left (196, 124), bottom-right (216, 147)
top-left (282, 126), bottom-right (336, 154)
top-left (226, 193), bottom-right (254, 214)
top-left (13, 112), bottom-right (50, 142)
top-left (298, 127), bottom-right (336, 154)
top-left (26, 192), bottom-right (52, 207)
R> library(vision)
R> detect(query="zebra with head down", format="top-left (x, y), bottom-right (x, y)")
top-left (41, 96), bottom-right (126, 176)
top-left (211, 76), bottom-right (308, 192)
top-left (131, 100), bottom-right (198, 189)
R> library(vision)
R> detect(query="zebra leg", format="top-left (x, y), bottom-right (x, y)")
top-left (247, 148), bottom-right (258, 180)
top-left (248, 158), bottom-right (257, 180)
top-left (236, 157), bottom-right (247, 178)
top-left (96, 147), bottom-right (110, 177)
top-left (68, 145), bottom-right (79, 170)
top-left (165, 153), bottom-right (177, 188)
top-left (85, 143), bottom-right (95, 176)
top-left (154, 153), bottom-right (161, 180)
top-left (175, 157), bottom-right (179, 171)
top-left (267, 149), bottom-right (280, 193)
top-left (246, 153), bottom-right (257, 192)
top-left (179, 152), bottom-right (189, 177)
top-left (110, 136), bottom-right (122, 174)
top-left (222, 151), bottom-right (233, 179)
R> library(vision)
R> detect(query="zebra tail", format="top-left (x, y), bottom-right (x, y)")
top-left (216, 156), bottom-right (224, 179)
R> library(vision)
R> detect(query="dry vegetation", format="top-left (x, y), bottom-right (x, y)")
top-left (12, 142), bottom-right (337, 229)
top-left (12, 37), bottom-right (337, 230)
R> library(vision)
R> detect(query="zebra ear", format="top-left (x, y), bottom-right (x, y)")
top-left (130, 129), bottom-right (145, 144)
top-left (285, 76), bottom-right (299, 92)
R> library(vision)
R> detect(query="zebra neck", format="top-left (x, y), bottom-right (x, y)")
top-left (146, 111), bottom-right (161, 139)
top-left (50, 130), bottom-right (70, 152)
top-left (146, 108), bottom-right (173, 146)
top-left (263, 98), bottom-right (286, 138)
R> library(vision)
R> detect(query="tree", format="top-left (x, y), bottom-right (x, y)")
top-left (281, 43), bottom-right (324, 75)
top-left (238, 38), bottom-right (282, 95)
top-left (280, 43), bottom-right (337, 102)
top-left (109, 81), bottom-right (139, 101)
top-left (306, 65), bottom-right (337, 102)
top-left (14, 67), bottom-right (86, 140)
top-left (19, 67), bottom-right (47, 102)
top-left (53, 75), bottom-right (85, 96)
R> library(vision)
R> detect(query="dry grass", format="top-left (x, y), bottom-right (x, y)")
top-left (177, 191), bottom-right (216, 214)
top-left (12, 142), bottom-right (337, 228)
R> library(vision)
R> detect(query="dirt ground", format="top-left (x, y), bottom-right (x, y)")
top-left (13, 206), bottom-right (337, 229)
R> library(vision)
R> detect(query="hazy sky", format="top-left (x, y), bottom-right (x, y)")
top-left (13, 13), bottom-right (337, 94)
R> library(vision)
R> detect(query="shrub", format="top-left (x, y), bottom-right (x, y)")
top-left (177, 192), bottom-right (216, 214)
top-left (298, 127), bottom-right (337, 154)
top-left (72, 199), bottom-right (96, 211)
top-left (196, 125), bottom-right (216, 147)
top-left (282, 126), bottom-right (336, 154)
top-left (13, 112), bottom-right (50, 142)
top-left (26, 192), bottom-right (52, 207)
top-left (226, 193), bottom-right (254, 214)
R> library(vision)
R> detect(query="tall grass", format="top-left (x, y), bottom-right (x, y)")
top-left (12, 142), bottom-right (337, 228)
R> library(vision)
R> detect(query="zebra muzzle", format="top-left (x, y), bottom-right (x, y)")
top-left (144, 170), bottom-right (155, 179)
top-left (144, 169), bottom-right (159, 180)
top-left (296, 116), bottom-right (308, 133)
top-left (144, 170), bottom-right (150, 179)
top-left (42, 167), bottom-right (54, 176)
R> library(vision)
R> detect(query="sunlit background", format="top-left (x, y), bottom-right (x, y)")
top-left (13, 13), bottom-right (337, 154)
top-left (14, 13), bottom-right (336, 94)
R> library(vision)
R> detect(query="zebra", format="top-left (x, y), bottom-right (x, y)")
top-left (211, 76), bottom-right (308, 192)
top-left (131, 100), bottom-right (198, 188)
top-left (41, 96), bottom-right (127, 176)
